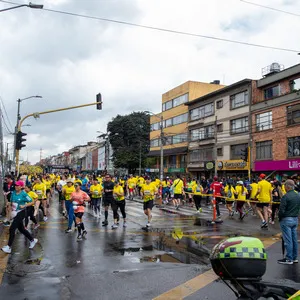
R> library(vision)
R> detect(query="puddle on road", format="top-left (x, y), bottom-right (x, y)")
top-left (115, 229), bottom-right (227, 266)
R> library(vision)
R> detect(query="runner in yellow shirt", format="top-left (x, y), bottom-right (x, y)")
top-left (172, 174), bottom-right (185, 210)
top-left (192, 181), bottom-right (203, 213)
top-left (255, 174), bottom-right (273, 229)
top-left (127, 175), bottom-right (136, 200)
top-left (24, 185), bottom-right (40, 229)
top-left (141, 176), bottom-right (157, 227)
top-left (63, 179), bottom-right (76, 233)
top-left (33, 176), bottom-right (48, 222)
top-left (90, 179), bottom-right (103, 218)
top-left (112, 181), bottom-right (127, 229)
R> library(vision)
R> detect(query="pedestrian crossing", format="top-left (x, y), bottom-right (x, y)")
top-left (83, 200), bottom-right (229, 220)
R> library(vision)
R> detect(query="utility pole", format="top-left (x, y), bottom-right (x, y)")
top-left (40, 147), bottom-right (43, 163)
top-left (214, 115), bottom-right (218, 177)
top-left (0, 105), bottom-right (5, 212)
top-left (13, 98), bottom-right (21, 168)
top-left (160, 115), bottom-right (164, 181)
top-left (5, 143), bottom-right (8, 174)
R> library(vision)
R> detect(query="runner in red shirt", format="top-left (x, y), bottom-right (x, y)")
top-left (210, 176), bottom-right (223, 219)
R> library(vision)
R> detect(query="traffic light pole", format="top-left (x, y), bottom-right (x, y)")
top-left (15, 101), bottom-right (102, 176)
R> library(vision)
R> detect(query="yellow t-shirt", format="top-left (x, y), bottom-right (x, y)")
top-left (128, 178), bottom-right (136, 188)
top-left (138, 177), bottom-right (145, 187)
top-left (257, 180), bottom-right (272, 203)
top-left (141, 183), bottom-right (156, 202)
top-left (155, 179), bottom-right (161, 188)
top-left (235, 185), bottom-right (247, 201)
top-left (33, 183), bottom-right (46, 200)
top-left (282, 184), bottom-right (286, 195)
top-left (250, 183), bottom-right (258, 199)
top-left (43, 180), bottom-right (52, 190)
top-left (172, 179), bottom-right (184, 195)
top-left (27, 191), bottom-right (38, 206)
top-left (192, 184), bottom-right (203, 196)
top-left (224, 185), bottom-right (236, 201)
top-left (162, 180), bottom-right (168, 188)
top-left (90, 184), bottom-right (103, 198)
top-left (63, 185), bottom-right (75, 201)
top-left (96, 177), bottom-right (103, 185)
top-left (113, 185), bottom-right (125, 201)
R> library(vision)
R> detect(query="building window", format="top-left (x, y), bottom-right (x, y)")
top-left (217, 147), bottom-right (223, 156)
top-left (230, 91), bottom-right (249, 109)
top-left (169, 155), bottom-right (177, 168)
top-left (172, 113), bottom-right (188, 125)
top-left (190, 125), bottom-right (214, 141)
top-left (230, 117), bottom-right (248, 134)
top-left (150, 138), bottom-right (160, 147)
top-left (190, 103), bottom-right (214, 120)
top-left (164, 118), bottom-right (173, 128)
top-left (173, 93), bottom-right (188, 107)
top-left (217, 124), bottom-right (223, 132)
top-left (287, 104), bottom-right (300, 126)
top-left (151, 122), bottom-right (160, 131)
top-left (264, 85), bottom-right (280, 100)
top-left (216, 99), bottom-right (223, 109)
top-left (256, 141), bottom-right (272, 160)
top-left (289, 78), bottom-right (300, 92)
top-left (288, 136), bottom-right (300, 157)
top-left (189, 148), bottom-right (213, 162)
top-left (162, 94), bottom-right (188, 111)
top-left (230, 143), bottom-right (248, 160)
top-left (256, 111), bottom-right (272, 131)
top-left (172, 134), bottom-right (187, 144)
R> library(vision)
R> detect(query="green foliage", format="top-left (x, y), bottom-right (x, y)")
top-left (107, 112), bottom-right (150, 174)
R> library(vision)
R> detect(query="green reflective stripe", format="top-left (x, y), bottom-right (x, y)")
top-left (219, 246), bottom-right (267, 259)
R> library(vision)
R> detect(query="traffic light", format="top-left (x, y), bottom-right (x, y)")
top-left (241, 147), bottom-right (249, 162)
top-left (96, 93), bottom-right (102, 110)
top-left (16, 131), bottom-right (27, 150)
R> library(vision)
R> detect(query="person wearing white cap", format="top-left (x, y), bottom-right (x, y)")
top-left (1, 180), bottom-right (38, 254)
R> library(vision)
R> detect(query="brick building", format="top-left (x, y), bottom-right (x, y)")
top-left (251, 63), bottom-right (300, 176)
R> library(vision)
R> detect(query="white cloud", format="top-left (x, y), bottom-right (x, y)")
top-left (1, 0), bottom-right (300, 163)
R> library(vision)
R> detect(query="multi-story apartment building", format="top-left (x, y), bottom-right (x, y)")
top-left (251, 63), bottom-right (300, 177)
top-left (149, 81), bottom-right (225, 175)
top-left (186, 79), bottom-right (253, 178)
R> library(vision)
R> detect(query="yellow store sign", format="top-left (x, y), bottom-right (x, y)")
top-left (217, 160), bottom-right (249, 171)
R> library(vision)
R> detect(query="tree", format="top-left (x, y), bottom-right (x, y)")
top-left (107, 112), bottom-right (150, 174)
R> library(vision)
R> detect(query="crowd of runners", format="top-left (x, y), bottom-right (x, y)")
top-left (1, 171), bottom-right (300, 254)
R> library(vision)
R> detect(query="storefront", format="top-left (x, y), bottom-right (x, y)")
top-left (188, 161), bottom-right (215, 179)
top-left (254, 159), bottom-right (300, 178)
top-left (217, 160), bottom-right (249, 178)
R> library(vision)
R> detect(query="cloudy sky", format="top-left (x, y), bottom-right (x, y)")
top-left (1, 0), bottom-right (300, 163)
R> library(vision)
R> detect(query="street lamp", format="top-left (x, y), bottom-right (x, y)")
top-left (145, 111), bottom-right (164, 181)
top-left (13, 95), bottom-right (42, 166)
top-left (0, 2), bottom-right (43, 12)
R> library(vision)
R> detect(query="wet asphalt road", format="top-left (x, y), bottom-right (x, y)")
top-left (0, 195), bottom-right (299, 300)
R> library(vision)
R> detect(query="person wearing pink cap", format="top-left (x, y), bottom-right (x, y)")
top-left (1, 180), bottom-right (38, 254)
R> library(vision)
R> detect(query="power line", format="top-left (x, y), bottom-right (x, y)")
top-left (0, 0), bottom-right (299, 53)
top-left (0, 96), bottom-right (13, 132)
top-left (240, 0), bottom-right (300, 17)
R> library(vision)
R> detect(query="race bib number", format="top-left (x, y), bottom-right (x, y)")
top-left (144, 190), bottom-right (151, 195)
top-left (93, 190), bottom-right (99, 195)
top-left (36, 190), bottom-right (42, 195)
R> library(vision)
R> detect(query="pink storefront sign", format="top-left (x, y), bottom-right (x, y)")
top-left (254, 159), bottom-right (300, 171)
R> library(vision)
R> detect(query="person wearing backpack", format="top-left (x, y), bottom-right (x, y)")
top-left (224, 180), bottom-right (236, 217)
